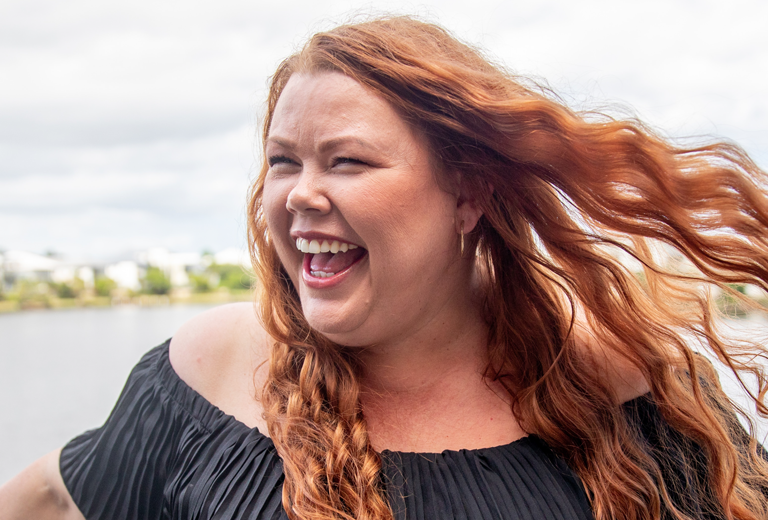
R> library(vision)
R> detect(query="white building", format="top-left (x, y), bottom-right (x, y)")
top-left (214, 247), bottom-right (250, 268)
top-left (2, 250), bottom-right (60, 282)
top-left (1, 247), bottom-right (252, 293)
top-left (135, 247), bottom-right (202, 287)
top-left (104, 261), bottom-right (141, 291)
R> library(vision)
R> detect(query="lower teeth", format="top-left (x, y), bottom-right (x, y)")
top-left (311, 271), bottom-right (336, 278)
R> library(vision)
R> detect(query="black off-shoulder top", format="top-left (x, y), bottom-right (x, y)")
top-left (59, 340), bottom-right (730, 519)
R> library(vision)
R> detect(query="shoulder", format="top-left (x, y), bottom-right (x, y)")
top-left (169, 302), bottom-right (272, 430)
top-left (597, 350), bottom-right (650, 404)
top-left (572, 321), bottom-right (650, 404)
top-left (170, 302), bottom-right (268, 364)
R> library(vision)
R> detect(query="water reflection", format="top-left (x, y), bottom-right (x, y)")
top-left (1, 305), bottom-right (766, 484)
top-left (0, 304), bottom-right (219, 484)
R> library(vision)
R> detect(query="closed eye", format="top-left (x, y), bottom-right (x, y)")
top-left (268, 155), bottom-right (295, 167)
top-left (332, 157), bottom-right (365, 166)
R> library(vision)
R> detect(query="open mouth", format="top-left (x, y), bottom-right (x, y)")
top-left (296, 238), bottom-right (368, 280)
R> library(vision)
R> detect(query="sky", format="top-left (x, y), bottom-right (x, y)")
top-left (1, 0), bottom-right (766, 262)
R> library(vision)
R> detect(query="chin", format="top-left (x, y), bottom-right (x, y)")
top-left (311, 324), bottom-right (370, 348)
top-left (302, 305), bottom-right (370, 347)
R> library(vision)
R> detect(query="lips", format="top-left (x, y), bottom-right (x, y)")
top-left (308, 247), bottom-right (367, 278)
top-left (294, 236), bottom-right (367, 282)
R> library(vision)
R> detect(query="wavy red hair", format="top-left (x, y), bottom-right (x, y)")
top-left (247, 16), bottom-right (768, 520)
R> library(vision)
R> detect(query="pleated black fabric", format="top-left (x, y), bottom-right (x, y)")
top-left (59, 340), bottom-right (735, 520)
top-left (380, 437), bottom-right (592, 520)
top-left (60, 341), bottom-right (284, 520)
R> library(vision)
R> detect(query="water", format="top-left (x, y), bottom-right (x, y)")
top-left (1, 306), bottom-right (767, 485)
top-left (0, 304), bottom-right (219, 484)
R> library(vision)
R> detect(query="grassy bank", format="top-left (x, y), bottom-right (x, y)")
top-left (0, 289), bottom-right (253, 313)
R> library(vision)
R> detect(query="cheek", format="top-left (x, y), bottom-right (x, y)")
top-left (353, 173), bottom-right (441, 219)
top-left (261, 180), bottom-right (297, 271)
top-left (350, 178), bottom-right (455, 258)
top-left (343, 182), bottom-right (411, 241)
top-left (262, 179), bottom-right (290, 234)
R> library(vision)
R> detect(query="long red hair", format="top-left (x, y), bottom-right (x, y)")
top-left (247, 16), bottom-right (768, 520)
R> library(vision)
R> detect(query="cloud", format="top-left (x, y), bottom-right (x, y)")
top-left (1, 0), bottom-right (766, 259)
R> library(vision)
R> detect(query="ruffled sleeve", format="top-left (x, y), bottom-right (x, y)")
top-left (59, 340), bottom-right (285, 520)
top-left (61, 343), bottom-right (176, 518)
top-left (623, 394), bottom-right (768, 519)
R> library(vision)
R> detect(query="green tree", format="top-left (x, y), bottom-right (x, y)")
top-left (13, 279), bottom-right (51, 308)
top-left (55, 283), bottom-right (77, 299)
top-left (142, 267), bottom-right (171, 295)
top-left (53, 278), bottom-right (84, 299)
top-left (189, 273), bottom-right (213, 293)
top-left (211, 264), bottom-right (252, 291)
top-left (94, 276), bottom-right (117, 297)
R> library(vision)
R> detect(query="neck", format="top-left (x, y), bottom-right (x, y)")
top-left (357, 305), bottom-right (489, 396)
top-left (355, 286), bottom-right (523, 453)
top-left (357, 258), bottom-right (489, 393)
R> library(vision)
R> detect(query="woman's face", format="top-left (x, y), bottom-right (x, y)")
top-left (262, 71), bottom-right (470, 347)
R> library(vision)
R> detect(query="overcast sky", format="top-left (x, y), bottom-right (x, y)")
top-left (1, 0), bottom-right (766, 262)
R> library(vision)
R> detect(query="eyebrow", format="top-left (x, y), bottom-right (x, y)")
top-left (266, 136), bottom-right (380, 154)
top-left (318, 137), bottom-right (377, 154)
top-left (266, 136), bottom-right (295, 149)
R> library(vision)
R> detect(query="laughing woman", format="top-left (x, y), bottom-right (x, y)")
top-left (3, 16), bottom-right (768, 520)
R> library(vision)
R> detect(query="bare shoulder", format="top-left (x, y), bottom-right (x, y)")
top-left (169, 302), bottom-right (272, 430)
top-left (573, 321), bottom-right (650, 404)
top-left (169, 302), bottom-right (269, 372)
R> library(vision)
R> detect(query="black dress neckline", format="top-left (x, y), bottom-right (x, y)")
top-left (60, 340), bottom-right (738, 520)
top-left (159, 338), bottom-right (556, 458)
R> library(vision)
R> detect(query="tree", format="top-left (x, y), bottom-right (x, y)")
top-left (142, 267), bottom-right (171, 295)
top-left (211, 264), bottom-right (252, 291)
top-left (189, 273), bottom-right (213, 293)
top-left (94, 276), bottom-right (117, 297)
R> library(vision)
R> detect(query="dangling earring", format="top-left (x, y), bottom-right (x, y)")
top-left (460, 220), bottom-right (465, 257)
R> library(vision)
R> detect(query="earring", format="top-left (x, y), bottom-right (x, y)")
top-left (460, 221), bottom-right (465, 257)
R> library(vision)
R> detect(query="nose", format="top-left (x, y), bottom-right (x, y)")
top-left (286, 169), bottom-right (332, 216)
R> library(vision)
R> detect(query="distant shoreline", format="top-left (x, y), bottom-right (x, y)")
top-left (0, 290), bottom-right (253, 314)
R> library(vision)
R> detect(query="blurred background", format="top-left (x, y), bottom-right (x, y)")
top-left (1, 0), bottom-right (767, 483)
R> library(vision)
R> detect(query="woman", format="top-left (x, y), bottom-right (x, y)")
top-left (2, 15), bottom-right (768, 520)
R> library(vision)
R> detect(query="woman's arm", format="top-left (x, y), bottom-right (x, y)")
top-left (0, 449), bottom-right (85, 520)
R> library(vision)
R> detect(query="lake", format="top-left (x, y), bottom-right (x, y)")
top-left (0, 304), bottom-right (219, 484)
top-left (1, 305), bottom-right (767, 485)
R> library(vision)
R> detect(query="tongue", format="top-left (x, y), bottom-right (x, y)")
top-left (310, 248), bottom-right (366, 274)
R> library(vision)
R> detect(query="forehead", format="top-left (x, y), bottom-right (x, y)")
top-left (268, 71), bottom-right (414, 145)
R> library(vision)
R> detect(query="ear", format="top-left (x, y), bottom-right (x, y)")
top-left (454, 179), bottom-right (491, 234)
top-left (456, 196), bottom-right (483, 234)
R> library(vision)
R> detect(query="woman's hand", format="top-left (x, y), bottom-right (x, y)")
top-left (0, 448), bottom-right (85, 520)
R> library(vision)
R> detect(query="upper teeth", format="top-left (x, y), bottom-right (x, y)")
top-left (295, 238), bottom-right (359, 254)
